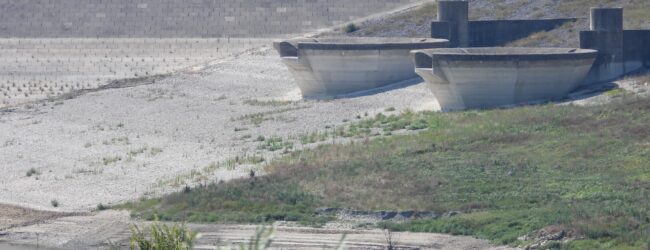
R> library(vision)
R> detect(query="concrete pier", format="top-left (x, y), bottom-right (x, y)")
top-left (590, 8), bottom-right (624, 31)
top-left (580, 8), bottom-right (625, 84)
top-left (437, 1), bottom-right (469, 47)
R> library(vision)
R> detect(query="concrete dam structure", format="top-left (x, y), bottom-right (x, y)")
top-left (275, 37), bottom-right (448, 98)
top-left (413, 48), bottom-right (597, 111)
top-left (430, 1), bottom-right (650, 86)
top-left (416, 1), bottom-right (649, 111)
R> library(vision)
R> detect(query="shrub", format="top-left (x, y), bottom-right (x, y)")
top-left (51, 199), bottom-right (59, 207)
top-left (97, 203), bottom-right (107, 211)
top-left (26, 168), bottom-right (38, 177)
top-left (129, 220), bottom-right (197, 250)
top-left (344, 23), bottom-right (359, 33)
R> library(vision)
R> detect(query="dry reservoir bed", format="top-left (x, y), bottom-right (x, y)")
top-left (0, 45), bottom-right (438, 212)
top-left (0, 38), bottom-right (272, 108)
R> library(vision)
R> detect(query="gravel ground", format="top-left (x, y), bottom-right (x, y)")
top-left (0, 45), bottom-right (438, 212)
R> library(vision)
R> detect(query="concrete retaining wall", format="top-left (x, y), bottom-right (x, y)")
top-left (580, 8), bottom-right (650, 84)
top-left (624, 30), bottom-right (650, 68)
top-left (0, 0), bottom-right (418, 38)
top-left (467, 19), bottom-right (576, 47)
top-left (431, 1), bottom-right (575, 47)
top-left (431, 18), bottom-right (576, 47)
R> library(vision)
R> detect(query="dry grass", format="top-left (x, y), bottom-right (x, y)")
top-left (557, 0), bottom-right (650, 29)
top-left (347, 3), bottom-right (438, 37)
top-left (505, 21), bottom-right (580, 47)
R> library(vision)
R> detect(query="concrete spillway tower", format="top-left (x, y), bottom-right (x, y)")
top-left (580, 8), bottom-right (625, 83)
top-left (437, 1), bottom-right (469, 47)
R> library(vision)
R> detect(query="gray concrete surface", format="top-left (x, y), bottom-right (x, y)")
top-left (274, 37), bottom-right (448, 98)
top-left (413, 47), bottom-right (597, 111)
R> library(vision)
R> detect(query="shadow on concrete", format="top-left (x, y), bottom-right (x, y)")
top-left (564, 81), bottom-right (619, 102)
top-left (306, 77), bottom-right (424, 100)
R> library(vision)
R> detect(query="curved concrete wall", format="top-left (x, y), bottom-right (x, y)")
top-left (275, 37), bottom-right (448, 98)
top-left (0, 0), bottom-right (419, 38)
top-left (413, 48), bottom-right (597, 111)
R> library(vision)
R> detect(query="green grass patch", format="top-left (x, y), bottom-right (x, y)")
top-left (124, 95), bottom-right (650, 248)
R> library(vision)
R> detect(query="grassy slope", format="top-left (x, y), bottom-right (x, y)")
top-left (124, 87), bottom-right (650, 248)
top-left (344, 0), bottom-right (649, 48)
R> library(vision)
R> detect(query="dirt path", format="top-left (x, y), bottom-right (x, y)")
top-left (0, 204), bottom-right (71, 231)
top-left (0, 207), bottom-right (517, 250)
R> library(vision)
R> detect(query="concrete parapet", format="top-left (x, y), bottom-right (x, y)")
top-left (436, 1), bottom-right (469, 47)
top-left (413, 48), bottom-right (597, 111)
top-left (274, 37), bottom-right (448, 99)
top-left (468, 19), bottom-right (577, 47)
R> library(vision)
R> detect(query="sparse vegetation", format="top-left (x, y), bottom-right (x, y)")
top-left (606, 88), bottom-right (628, 97)
top-left (127, 94), bottom-right (650, 249)
top-left (102, 156), bottom-right (123, 165)
top-left (257, 136), bottom-right (293, 152)
top-left (129, 220), bottom-right (197, 250)
top-left (243, 99), bottom-right (293, 107)
top-left (506, 21), bottom-right (577, 47)
top-left (299, 131), bottom-right (330, 145)
top-left (26, 167), bottom-right (39, 177)
top-left (233, 106), bottom-right (308, 126)
top-left (346, 3), bottom-right (438, 37)
top-left (344, 23), bottom-right (359, 33)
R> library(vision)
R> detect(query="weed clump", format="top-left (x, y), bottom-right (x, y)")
top-left (26, 168), bottom-right (39, 177)
top-left (129, 220), bottom-right (196, 250)
top-left (344, 23), bottom-right (359, 33)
